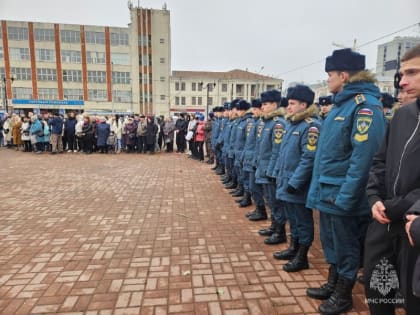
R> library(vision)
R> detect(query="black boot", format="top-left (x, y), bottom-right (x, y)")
top-left (283, 244), bottom-right (310, 272)
top-left (239, 192), bottom-right (252, 207)
top-left (206, 159), bottom-right (214, 164)
top-left (307, 265), bottom-right (338, 300)
top-left (258, 220), bottom-right (275, 236)
top-left (235, 197), bottom-right (243, 203)
top-left (215, 168), bottom-right (225, 175)
top-left (231, 187), bottom-right (244, 197)
top-left (211, 163), bottom-right (219, 170)
top-left (264, 224), bottom-right (287, 245)
top-left (245, 209), bottom-right (256, 218)
top-left (225, 181), bottom-right (237, 190)
top-left (273, 239), bottom-right (299, 260)
top-left (318, 277), bottom-right (354, 315)
top-left (248, 205), bottom-right (267, 221)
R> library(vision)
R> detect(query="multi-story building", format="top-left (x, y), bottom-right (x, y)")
top-left (169, 69), bottom-right (283, 114)
top-left (376, 36), bottom-right (420, 78)
top-left (0, 4), bottom-right (171, 116)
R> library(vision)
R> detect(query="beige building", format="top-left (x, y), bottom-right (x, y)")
top-left (169, 69), bottom-right (283, 114)
top-left (0, 4), bottom-right (171, 116)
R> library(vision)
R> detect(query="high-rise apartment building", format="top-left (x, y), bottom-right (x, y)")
top-left (0, 5), bottom-right (171, 115)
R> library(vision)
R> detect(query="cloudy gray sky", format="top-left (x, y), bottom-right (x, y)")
top-left (1, 0), bottom-right (420, 87)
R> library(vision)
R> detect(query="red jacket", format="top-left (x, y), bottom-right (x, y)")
top-left (195, 121), bottom-right (205, 142)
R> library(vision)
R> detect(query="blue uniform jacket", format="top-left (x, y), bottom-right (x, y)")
top-left (255, 108), bottom-right (287, 184)
top-left (221, 119), bottom-right (233, 157)
top-left (211, 117), bottom-right (221, 150)
top-left (306, 74), bottom-right (386, 216)
top-left (216, 117), bottom-right (227, 148)
top-left (274, 105), bottom-right (321, 204)
top-left (48, 116), bottom-right (63, 135)
top-left (227, 117), bottom-right (240, 159)
top-left (241, 116), bottom-right (261, 172)
top-left (233, 111), bottom-right (253, 167)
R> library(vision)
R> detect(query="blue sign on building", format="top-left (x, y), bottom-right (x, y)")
top-left (12, 99), bottom-right (84, 106)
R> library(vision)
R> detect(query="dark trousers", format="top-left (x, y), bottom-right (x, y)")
top-left (243, 170), bottom-right (251, 192)
top-left (262, 183), bottom-right (286, 225)
top-left (137, 136), bottom-right (146, 153)
top-left (166, 142), bottom-right (173, 152)
top-left (23, 140), bottom-right (31, 152)
top-left (189, 140), bottom-right (197, 156)
top-left (249, 171), bottom-right (264, 206)
top-left (364, 221), bottom-right (420, 315)
top-left (146, 143), bottom-right (155, 153)
top-left (285, 202), bottom-right (314, 245)
top-left (176, 132), bottom-right (186, 152)
top-left (195, 141), bottom-right (204, 160)
top-left (66, 134), bottom-right (76, 151)
top-left (320, 212), bottom-right (363, 281)
top-left (82, 136), bottom-right (93, 153)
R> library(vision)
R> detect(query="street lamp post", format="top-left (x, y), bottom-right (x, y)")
top-left (202, 82), bottom-right (216, 118)
top-left (1, 76), bottom-right (14, 114)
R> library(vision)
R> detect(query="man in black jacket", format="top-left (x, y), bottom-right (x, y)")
top-left (364, 44), bottom-right (420, 315)
top-left (175, 113), bottom-right (187, 153)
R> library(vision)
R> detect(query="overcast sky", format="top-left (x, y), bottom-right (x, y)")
top-left (1, 0), bottom-right (420, 87)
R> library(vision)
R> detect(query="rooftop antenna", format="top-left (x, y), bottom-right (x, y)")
top-left (163, 2), bottom-right (167, 10)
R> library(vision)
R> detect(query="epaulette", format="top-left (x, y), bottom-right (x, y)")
top-left (273, 116), bottom-right (279, 121)
top-left (354, 94), bottom-right (366, 105)
top-left (305, 117), bottom-right (313, 124)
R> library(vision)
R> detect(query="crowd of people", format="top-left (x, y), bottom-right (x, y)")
top-left (205, 46), bottom-right (420, 315)
top-left (1, 45), bottom-right (420, 315)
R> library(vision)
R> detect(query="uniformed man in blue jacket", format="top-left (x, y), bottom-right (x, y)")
top-left (271, 85), bottom-right (320, 273)
top-left (222, 99), bottom-right (240, 189)
top-left (305, 48), bottom-right (386, 315)
top-left (215, 102), bottom-right (230, 175)
top-left (210, 106), bottom-right (223, 170)
top-left (254, 90), bottom-right (288, 245)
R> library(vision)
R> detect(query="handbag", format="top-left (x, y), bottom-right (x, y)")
top-left (185, 130), bottom-right (194, 141)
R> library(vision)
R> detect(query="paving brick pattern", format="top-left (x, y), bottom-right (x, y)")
top-left (0, 150), bottom-right (404, 314)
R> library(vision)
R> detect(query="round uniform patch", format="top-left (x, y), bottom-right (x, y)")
top-left (273, 123), bottom-right (284, 144)
top-left (307, 126), bottom-right (319, 151)
top-left (355, 108), bottom-right (373, 142)
top-left (257, 121), bottom-right (264, 138)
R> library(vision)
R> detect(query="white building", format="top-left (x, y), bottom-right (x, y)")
top-left (169, 69), bottom-right (283, 114)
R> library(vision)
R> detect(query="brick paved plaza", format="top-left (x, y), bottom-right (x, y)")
top-left (0, 149), bottom-right (375, 315)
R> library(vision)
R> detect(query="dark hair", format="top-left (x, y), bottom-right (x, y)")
top-left (401, 44), bottom-right (420, 62)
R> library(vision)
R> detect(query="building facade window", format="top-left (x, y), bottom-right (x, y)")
top-left (60, 30), bottom-right (80, 43)
top-left (191, 96), bottom-right (196, 105)
top-left (181, 97), bottom-right (186, 105)
top-left (112, 71), bottom-right (130, 84)
top-left (160, 57), bottom-right (165, 64)
top-left (138, 35), bottom-right (151, 47)
top-left (86, 51), bottom-right (105, 64)
top-left (64, 88), bottom-right (83, 100)
top-left (139, 54), bottom-right (152, 66)
top-left (0, 46), bottom-right (4, 59)
top-left (11, 67), bottom-right (32, 80)
top-left (222, 83), bottom-right (228, 92)
top-left (159, 38), bottom-right (165, 44)
top-left (37, 68), bottom-right (57, 81)
top-left (160, 95), bottom-right (165, 100)
top-left (61, 50), bottom-right (81, 63)
top-left (12, 87), bottom-right (32, 99)
top-left (88, 89), bottom-right (107, 101)
top-left (85, 31), bottom-right (105, 45)
top-left (38, 88), bottom-right (58, 100)
top-left (34, 28), bottom-right (55, 42)
top-left (7, 27), bottom-right (28, 41)
top-left (181, 82), bottom-right (186, 91)
top-left (35, 48), bottom-right (56, 62)
top-left (63, 69), bottom-right (82, 82)
top-left (175, 82), bottom-right (179, 91)
top-left (9, 47), bottom-right (30, 61)
top-left (113, 90), bottom-right (131, 103)
top-left (175, 96), bottom-right (179, 105)
top-left (198, 83), bottom-right (202, 92)
top-left (221, 97), bottom-right (227, 104)
top-left (197, 96), bottom-right (202, 105)
top-left (160, 76), bottom-right (165, 82)
top-left (208, 97), bottom-right (213, 106)
top-left (111, 53), bottom-right (130, 65)
top-left (87, 70), bottom-right (106, 83)
top-left (110, 32), bottom-right (129, 46)
top-left (192, 82), bottom-right (196, 91)
top-left (266, 84), bottom-right (275, 90)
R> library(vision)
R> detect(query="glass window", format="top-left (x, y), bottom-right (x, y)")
top-left (38, 88), bottom-right (58, 100)
top-left (197, 97), bottom-right (202, 105)
top-left (208, 97), bottom-right (213, 105)
top-left (88, 89), bottom-right (107, 101)
top-left (64, 88), bottom-right (83, 100)
top-left (0, 68), bottom-right (4, 78)
top-left (0, 46), bottom-right (3, 59)
top-left (60, 30), bottom-right (80, 43)
top-left (175, 82), bottom-right (179, 91)
top-left (86, 51), bottom-right (106, 64)
top-left (192, 82), bottom-right (196, 91)
top-left (9, 47), bottom-right (30, 61)
top-left (61, 50), bottom-right (81, 63)
top-left (12, 87), bottom-right (32, 99)
top-left (112, 71), bottom-right (130, 84)
top-left (222, 83), bottom-right (228, 92)
top-left (160, 38), bottom-right (165, 44)
top-left (198, 83), bottom-right (202, 92)
top-left (110, 32), bottom-right (128, 46)
top-left (113, 90), bottom-right (131, 103)
top-left (191, 96), bottom-right (196, 105)
top-left (181, 82), bottom-right (186, 91)
top-left (160, 95), bottom-right (165, 101)
top-left (111, 53), bottom-right (130, 65)
top-left (34, 28), bottom-right (55, 42)
top-left (63, 69), bottom-right (82, 82)
top-left (139, 54), bottom-right (151, 66)
top-left (7, 27), bottom-right (28, 41)
top-left (160, 76), bottom-right (165, 82)
top-left (11, 67), bottom-right (32, 80)
top-left (87, 70), bottom-right (106, 83)
top-left (160, 57), bottom-right (165, 64)
top-left (175, 97), bottom-right (179, 105)
top-left (85, 31), bottom-right (105, 45)
top-left (181, 97), bottom-right (186, 105)
top-left (35, 48), bottom-right (56, 62)
top-left (221, 97), bottom-right (227, 104)
top-left (37, 68), bottom-right (57, 81)
top-left (138, 35), bottom-right (151, 47)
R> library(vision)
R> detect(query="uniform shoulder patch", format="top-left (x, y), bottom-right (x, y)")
top-left (354, 108), bottom-right (373, 142)
top-left (354, 94), bottom-right (366, 105)
top-left (307, 126), bottom-right (319, 151)
top-left (357, 108), bottom-right (373, 116)
top-left (273, 116), bottom-right (279, 121)
top-left (305, 117), bottom-right (313, 123)
top-left (273, 123), bottom-right (284, 144)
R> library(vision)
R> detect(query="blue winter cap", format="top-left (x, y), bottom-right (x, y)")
top-left (251, 99), bottom-right (262, 108)
top-left (319, 95), bottom-right (333, 106)
top-left (287, 85), bottom-right (315, 104)
top-left (230, 98), bottom-right (241, 110)
top-left (325, 48), bottom-right (365, 72)
top-left (209, 112), bottom-right (215, 119)
top-left (223, 102), bottom-right (230, 110)
top-left (381, 93), bottom-right (394, 109)
top-left (260, 90), bottom-right (282, 103)
top-left (280, 97), bottom-right (288, 107)
top-left (199, 115), bottom-right (205, 121)
top-left (236, 100), bottom-right (251, 111)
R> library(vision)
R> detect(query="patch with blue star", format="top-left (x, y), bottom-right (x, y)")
top-left (307, 126), bottom-right (319, 151)
top-left (273, 123), bottom-right (284, 144)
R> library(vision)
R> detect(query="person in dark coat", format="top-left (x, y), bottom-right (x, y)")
top-left (95, 117), bottom-right (111, 153)
top-left (175, 113), bottom-right (188, 152)
top-left (406, 203), bottom-right (420, 299)
top-left (64, 112), bottom-right (77, 152)
top-left (145, 116), bottom-right (158, 153)
top-left (163, 117), bottom-right (175, 152)
top-left (81, 116), bottom-right (94, 154)
top-left (124, 118), bottom-right (137, 153)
